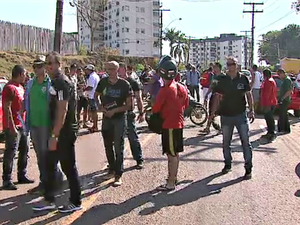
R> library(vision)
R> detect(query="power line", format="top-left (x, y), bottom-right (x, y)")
top-left (243, 2), bottom-right (264, 67)
top-left (257, 10), bottom-right (294, 32)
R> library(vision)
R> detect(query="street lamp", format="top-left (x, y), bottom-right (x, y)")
top-left (164, 18), bottom-right (182, 30)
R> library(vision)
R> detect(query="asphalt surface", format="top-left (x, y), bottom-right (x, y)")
top-left (0, 115), bottom-right (300, 225)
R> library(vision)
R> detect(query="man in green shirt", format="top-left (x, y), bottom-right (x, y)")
top-left (278, 69), bottom-right (293, 134)
top-left (24, 56), bottom-right (63, 194)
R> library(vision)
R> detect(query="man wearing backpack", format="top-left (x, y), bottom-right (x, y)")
top-left (152, 55), bottom-right (189, 191)
top-left (186, 65), bottom-right (200, 102)
top-left (201, 67), bottom-right (213, 104)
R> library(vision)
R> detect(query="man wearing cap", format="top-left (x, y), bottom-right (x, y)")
top-left (95, 61), bottom-right (133, 186)
top-left (84, 64), bottom-right (100, 132)
top-left (25, 55), bottom-right (63, 194)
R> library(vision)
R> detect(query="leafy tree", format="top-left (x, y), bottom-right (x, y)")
top-left (258, 24), bottom-right (300, 65)
top-left (163, 28), bottom-right (181, 57)
top-left (292, 0), bottom-right (300, 12)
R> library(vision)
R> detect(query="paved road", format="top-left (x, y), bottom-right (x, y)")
top-left (0, 115), bottom-right (300, 225)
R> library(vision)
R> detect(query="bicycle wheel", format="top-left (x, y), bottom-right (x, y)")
top-left (189, 105), bottom-right (208, 125)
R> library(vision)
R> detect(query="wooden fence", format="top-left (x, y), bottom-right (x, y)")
top-left (0, 20), bottom-right (78, 54)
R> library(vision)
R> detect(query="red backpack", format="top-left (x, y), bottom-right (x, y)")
top-left (200, 71), bottom-right (211, 88)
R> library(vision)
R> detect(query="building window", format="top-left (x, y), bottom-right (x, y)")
top-left (125, 17), bottom-right (129, 22)
top-left (125, 50), bottom-right (130, 55)
top-left (136, 17), bottom-right (139, 23)
top-left (136, 6), bottom-right (139, 12)
top-left (140, 7), bottom-right (145, 13)
top-left (116, 32), bottom-right (119, 37)
top-left (136, 28), bottom-right (139, 33)
top-left (153, 1), bottom-right (160, 6)
top-left (122, 28), bottom-right (124, 33)
top-left (116, 23), bottom-right (119, 27)
top-left (153, 22), bottom-right (159, 27)
top-left (153, 11), bottom-right (159, 17)
top-left (116, 1), bottom-right (119, 5)
top-left (116, 43), bottom-right (120, 47)
top-left (125, 5), bottom-right (129, 11)
top-left (140, 18), bottom-right (145, 23)
top-left (153, 33), bottom-right (159, 37)
top-left (126, 28), bottom-right (129, 32)
top-left (141, 28), bottom-right (145, 34)
top-left (109, 25), bottom-right (112, 30)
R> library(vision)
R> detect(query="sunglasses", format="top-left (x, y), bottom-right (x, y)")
top-left (226, 62), bottom-right (236, 67)
top-left (33, 64), bottom-right (44, 69)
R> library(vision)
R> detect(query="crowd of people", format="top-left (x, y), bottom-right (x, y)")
top-left (0, 51), bottom-right (294, 214)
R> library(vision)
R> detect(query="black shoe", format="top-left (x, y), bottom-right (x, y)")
top-left (136, 161), bottom-right (144, 170)
top-left (28, 184), bottom-right (44, 194)
top-left (18, 176), bottom-right (34, 184)
top-left (32, 201), bottom-right (56, 212)
top-left (244, 168), bottom-right (252, 180)
top-left (268, 134), bottom-right (276, 143)
top-left (2, 181), bottom-right (17, 190)
top-left (221, 165), bottom-right (231, 174)
top-left (58, 203), bottom-right (82, 213)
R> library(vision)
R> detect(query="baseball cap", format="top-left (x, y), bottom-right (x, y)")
top-left (33, 55), bottom-right (46, 65)
top-left (84, 64), bottom-right (95, 71)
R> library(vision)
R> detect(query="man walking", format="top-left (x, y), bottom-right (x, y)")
top-left (210, 57), bottom-right (254, 179)
top-left (277, 69), bottom-right (293, 134)
top-left (186, 65), bottom-right (200, 102)
top-left (95, 61), bottom-right (133, 186)
top-left (118, 63), bottom-right (144, 169)
top-left (25, 56), bottom-right (63, 194)
top-left (2, 65), bottom-right (34, 190)
top-left (152, 55), bottom-right (189, 191)
top-left (84, 64), bottom-right (100, 132)
top-left (250, 65), bottom-right (263, 112)
top-left (33, 51), bottom-right (81, 213)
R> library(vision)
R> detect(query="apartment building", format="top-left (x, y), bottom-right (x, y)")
top-left (189, 33), bottom-right (251, 69)
top-left (77, 0), bottom-right (160, 57)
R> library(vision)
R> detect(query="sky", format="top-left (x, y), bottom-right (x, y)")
top-left (0, 0), bottom-right (299, 63)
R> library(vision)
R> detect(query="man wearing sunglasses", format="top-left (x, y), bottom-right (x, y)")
top-left (25, 55), bottom-right (63, 194)
top-left (210, 56), bottom-right (254, 180)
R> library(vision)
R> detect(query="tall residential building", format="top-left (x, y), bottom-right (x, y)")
top-left (189, 33), bottom-right (251, 69)
top-left (77, 0), bottom-right (160, 57)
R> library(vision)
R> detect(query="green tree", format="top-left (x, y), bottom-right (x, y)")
top-left (163, 28), bottom-right (181, 57)
top-left (258, 24), bottom-right (300, 65)
top-left (292, 0), bottom-right (300, 12)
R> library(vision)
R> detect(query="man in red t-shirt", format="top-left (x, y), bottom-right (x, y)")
top-left (2, 65), bottom-right (34, 190)
top-left (260, 69), bottom-right (278, 142)
top-left (152, 56), bottom-right (189, 191)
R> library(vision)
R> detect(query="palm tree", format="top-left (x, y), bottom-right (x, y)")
top-left (172, 32), bottom-right (189, 65)
top-left (163, 28), bottom-right (181, 57)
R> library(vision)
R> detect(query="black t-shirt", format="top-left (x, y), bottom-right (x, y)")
top-left (126, 77), bottom-right (141, 92)
top-left (49, 73), bottom-right (77, 131)
top-left (214, 73), bottom-right (250, 116)
top-left (96, 77), bottom-right (132, 118)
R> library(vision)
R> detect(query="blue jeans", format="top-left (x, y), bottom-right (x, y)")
top-left (2, 128), bottom-right (29, 182)
top-left (101, 115), bottom-right (126, 177)
top-left (221, 112), bottom-right (252, 169)
top-left (30, 126), bottom-right (63, 187)
top-left (126, 111), bottom-right (143, 163)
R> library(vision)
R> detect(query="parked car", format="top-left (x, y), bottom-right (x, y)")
top-left (272, 75), bottom-right (300, 117)
top-left (0, 78), bottom-right (8, 133)
top-left (240, 70), bottom-right (252, 83)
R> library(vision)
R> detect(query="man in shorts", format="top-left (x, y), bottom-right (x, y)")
top-left (152, 55), bottom-right (189, 191)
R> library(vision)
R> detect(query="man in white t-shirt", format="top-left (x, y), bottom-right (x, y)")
top-left (84, 64), bottom-right (100, 132)
top-left (250, 64), bottom-right (263, 112)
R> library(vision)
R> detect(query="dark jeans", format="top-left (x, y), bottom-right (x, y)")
top-left (2, 128), bottom-right (29, 182)
top-left (221, 112), bottom-right (252, 169)
top-left (126, 111), bottom-right (143, 163)
top-left (31, 126), bottom-right (63, 187)
top-left (44, 129), bottom-right (81, 206)
top-left (263, 106), bottom-right (276, 135)
top-left (102, 115), bottom-right (126, 177)
top-left (189, 85), bottom-right (200, 102)
top-left (278, 101), bottom-right (291, 133)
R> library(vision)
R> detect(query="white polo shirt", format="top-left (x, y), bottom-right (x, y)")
top-left (86, 72), bottom-right (100, 99)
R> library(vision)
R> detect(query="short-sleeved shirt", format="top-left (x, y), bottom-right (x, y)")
top-left (86, 72), bottom-right (100, 99)
top-left (49, 73), bottom-right (77, 131)
top-left (210, 73), bottom-right (226, 93)
top-left (96, 77), bottom-right (132, 119)
top-left (152, 81), bottom-right (189, 129)
top-left (279, 76), bottom-right (293, 103)
top-left (2, 81), bottom-right (25, 129)
top-left (29, 78), bottom-right (50, 127)
top-left (214, 73), bottom-right (251, 116)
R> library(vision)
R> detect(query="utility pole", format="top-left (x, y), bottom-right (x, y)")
top-left (154, 8), bottom-right (170, 58)
top-left (243, 2), bottom-right (263, 68)
top-left (54, 0), bottom-right (64, 53)
top-left (240, 30), bottom-right (251, 69)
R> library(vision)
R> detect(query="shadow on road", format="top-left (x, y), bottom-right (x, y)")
top-left (0, 170), bottom-right (113, 225)
top-left (72, 172), bottom-right (244, 224)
